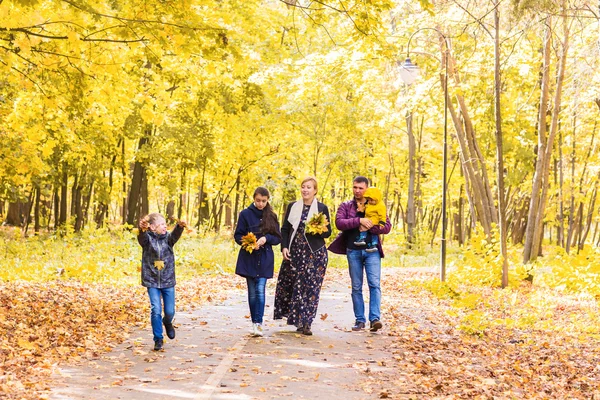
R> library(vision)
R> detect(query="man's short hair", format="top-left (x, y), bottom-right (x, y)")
top-left (353, 176), bottom-right (369, 186)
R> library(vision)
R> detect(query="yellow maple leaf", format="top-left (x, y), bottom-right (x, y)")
top-left (140, 104), bottom-right (155, 123)
top-left (241, 232), bottom-right (257, 253)
top-left (305, 212), bottom-right (329, 235)
top-left (18, 338), bottom-right (36, 350)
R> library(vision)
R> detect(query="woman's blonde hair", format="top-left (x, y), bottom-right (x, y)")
top-left (301, 176), bottom-right (318, 193)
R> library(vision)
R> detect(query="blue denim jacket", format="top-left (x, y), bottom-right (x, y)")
top-left (138, 224), bottom-right (184, 288)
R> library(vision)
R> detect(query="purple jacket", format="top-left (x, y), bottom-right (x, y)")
top-left (328, 199), bottom-right (392, 258)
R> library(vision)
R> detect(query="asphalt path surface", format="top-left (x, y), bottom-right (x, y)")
top-left (50, 275), bottom-right (396, 400)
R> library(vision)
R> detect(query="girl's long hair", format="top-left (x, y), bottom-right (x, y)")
top-left (254, 187), bottom-right (281, 238)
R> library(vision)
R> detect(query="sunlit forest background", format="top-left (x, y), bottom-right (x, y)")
top-left (3, 1), bottom-right (600, 398)
top-left (2, 0), bottom-right (600, 286)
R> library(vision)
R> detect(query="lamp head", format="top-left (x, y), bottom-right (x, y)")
top-left (398, 57), bottom-right (420, 85)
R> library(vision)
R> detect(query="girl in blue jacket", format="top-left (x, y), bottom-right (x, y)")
top-left (234, 187), bottom-right (281, 337)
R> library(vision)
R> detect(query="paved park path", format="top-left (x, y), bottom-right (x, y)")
top-left (49, 272), bottom-right (402, 400)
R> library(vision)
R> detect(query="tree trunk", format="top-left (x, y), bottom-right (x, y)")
top-left (523, 18), bottom-right (553, 262)
top-left (121, 138), bottom-right (127, 224)
top-left (141, 169), bottom-right (149, 217)
top-left (73, 172), bottom-right (85, 232)
top-left (23, 188), bottom-right (35, 234)
top-left (196, 159), bottom-right (208, 228)
top-left (166, 201), bottom-right (175, 220)
top-left (5, 201), bottom-right (24, 226)
top-left (71, 171), bottom-right (79, 220)
top-left (96, 139), bottom-right (120, 228)
top-left (126, 132), bottom-right (150, 226)
top-left (493, 2), bottom-right (509, 287)
top-left (178, 167), bottom-right (186, 220)
top-left (53, 185), bottom-right (59, 230)
top-left (233, 174), bottom-right (241, 228)
top-left (557, 127), bottom-right (565, 247)
top-left (59, 163), bottom-right (68, 227)
top-left (81, 181), bottom-right (94, 230)
top-left (453, 184), bottom-right (464, 245)
top-left (34, 183), bottom-right (41, 233)
top-left (225, 197), bottom-right (232, 228)
top-left (529, 20), bottom-right (569, 261)
top-left (441, 33), bottom-right (497, 236)
top-left (579, 175), bottom-right (599, 250)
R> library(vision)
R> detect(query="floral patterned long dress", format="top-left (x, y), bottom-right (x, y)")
top-left (274, 204), bottom-right (328, 328)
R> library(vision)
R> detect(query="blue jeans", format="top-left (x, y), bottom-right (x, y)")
top-left (347, 249), bottom-right (381, 323)
top-left (246, 277), bottom-right (267, 324)
top-left (147, 286), bottom-right (175, 341)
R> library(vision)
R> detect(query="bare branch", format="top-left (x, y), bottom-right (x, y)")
top-left (82, 24), bottom-right (127, 40)
top-left (84, 37), bottom-right (147, 43)
top-left (0, 45), bottom-right (38, 67)
top-left (30, 48), bottom-right (88, 62)
top-left (311, 0), bottom-right (347, 13)
top-left (0, 58), bottom-right (47, 96)
top-left (67, 57), bottom-right (94, 79)
top-left (291, 5), bottom-right (305, 57)
top-left (0, 27), bottom-right (68, 40)
top-left (300, 7), bottom-right (337, 45)
top-left (277, 0), bottom-right (326, 11)
top-left (336, 0), bottom-right (369, 36)
top-left (451, 0), bottom-right (494, 38)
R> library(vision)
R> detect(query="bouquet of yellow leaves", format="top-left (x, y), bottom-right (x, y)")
top-left (305, 212), bottom-right (329, 235)
top-left (241, 232), bottom-right (258, 253)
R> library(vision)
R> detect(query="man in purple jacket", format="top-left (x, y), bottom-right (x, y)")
top-left (328, 176), bottom-right (392, 332)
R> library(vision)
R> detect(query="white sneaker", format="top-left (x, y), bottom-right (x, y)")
top-left (251, 323), bottom-right (258, 336)
top-left (255, 323), bottom-right (264, 337)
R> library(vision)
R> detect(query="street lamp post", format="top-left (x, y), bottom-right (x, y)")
top-left (397, 29), bottom-right (449, 282)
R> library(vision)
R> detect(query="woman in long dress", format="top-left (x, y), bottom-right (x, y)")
top-left (273, 177), bottom-right (332, 335)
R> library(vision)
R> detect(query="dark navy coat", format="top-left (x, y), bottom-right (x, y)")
top-left (234, 204), bottom-right (281, 278)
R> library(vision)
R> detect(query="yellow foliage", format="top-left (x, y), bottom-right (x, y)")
top-left (447, 226), bottom-right (528, 289)
top-left (305, 212), bottom-right (329, 235)
top-left (241, 232), bottom-right (258, 253)
top-left (531, 245), bottom-right (600, 295)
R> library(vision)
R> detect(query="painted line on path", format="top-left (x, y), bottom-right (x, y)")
top-left (195, 336), bottom-right (250, 399)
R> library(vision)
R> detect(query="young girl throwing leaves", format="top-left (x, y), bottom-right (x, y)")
top-left (138, 213), bottom-right (186, 351)
top-left (234, 187), bottom-right (281, 337)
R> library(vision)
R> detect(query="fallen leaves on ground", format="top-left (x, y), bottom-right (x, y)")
top-left (0, 275), bottom-right (237, 399)
top-left (367, 268), bottom-right (600, 399)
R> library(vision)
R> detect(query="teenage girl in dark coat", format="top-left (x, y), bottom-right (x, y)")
top-left (234, 187), bottom-right (281, 337)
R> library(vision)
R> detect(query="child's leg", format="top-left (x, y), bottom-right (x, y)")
top-left (147, 288), bottom-right (164, 341)
top-left (354, 231), bottom-right (367, 245)
top-left (366, 233), bottom-right (379, 252)
top-left (246, 277), bottom-right (258, 323)
top-left (161, 287), bottom-right (175, 325)
top-left (254, 277), bottom-right (267, 324)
